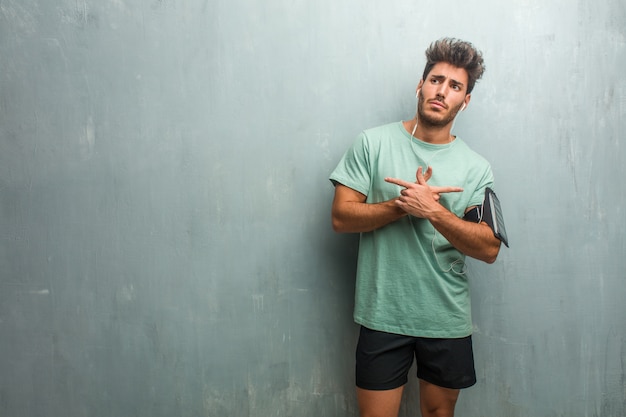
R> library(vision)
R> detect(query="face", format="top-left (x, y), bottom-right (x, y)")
top-left (417, 62), bottom-right (471, 128)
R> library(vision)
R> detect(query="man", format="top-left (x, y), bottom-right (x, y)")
top-left (329, 38), bottom-right (502, 417)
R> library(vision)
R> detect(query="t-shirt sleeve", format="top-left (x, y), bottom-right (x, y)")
top-left (467, 164), bottom-right (495, 209)
top-left (329, 132), bottom-right (372, 196)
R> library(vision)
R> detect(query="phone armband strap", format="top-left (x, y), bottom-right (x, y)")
top-left (482, 187), bottom-right (509, 247)
top-left (463, 188), bottom-right (509, 247)
top-left (463, 206), bottom-right (481, 223)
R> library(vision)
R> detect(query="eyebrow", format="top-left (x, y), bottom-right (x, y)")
top-left (430, 74), bottom-right (465, 88)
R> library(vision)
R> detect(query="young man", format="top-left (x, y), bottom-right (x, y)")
top-left (329, 38), bottom-right (502, 417)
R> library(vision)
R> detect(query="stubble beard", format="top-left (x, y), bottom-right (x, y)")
top-left (417, 94), bottom-right (462, 128)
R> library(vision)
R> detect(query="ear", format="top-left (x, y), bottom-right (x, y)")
top-left (462, 94), bottom-right (471, 110)
top-left (416, 80), bottom-right (424, 94)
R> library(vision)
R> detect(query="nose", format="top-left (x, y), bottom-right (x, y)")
top-left (435, 83), bottom-right (448, 98)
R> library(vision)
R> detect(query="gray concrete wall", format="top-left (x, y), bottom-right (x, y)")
top-left (1, 1), bottom-right (624, 416)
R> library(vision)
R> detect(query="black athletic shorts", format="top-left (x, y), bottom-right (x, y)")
top-left (355, 326), bottom-right (477, 390)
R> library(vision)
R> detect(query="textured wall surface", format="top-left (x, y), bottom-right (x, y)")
top-left (1, 1), bottom-right (625, 416)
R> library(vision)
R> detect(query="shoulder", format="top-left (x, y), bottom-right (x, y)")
top-left (453, 138), bottom-right (491, 167)
top-left (362, 121), bottom-right (403, 138)
top-left (356, 122), bottom-right (405, 150)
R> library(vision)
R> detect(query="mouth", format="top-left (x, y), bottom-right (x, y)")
top-left (428, 100), bottom-right (447, 110)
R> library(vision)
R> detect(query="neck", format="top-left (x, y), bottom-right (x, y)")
top-left (404, 118), bottom-right (454, 144)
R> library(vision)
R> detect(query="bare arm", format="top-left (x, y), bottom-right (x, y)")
top-left (331, 167), bottom-right (463, 234)
top-left (331, 184), bottom-right (406, 233)
top-left (385, 170), bottom-right (501, 263)
top-left (426, 208), bottom-right (501, 263)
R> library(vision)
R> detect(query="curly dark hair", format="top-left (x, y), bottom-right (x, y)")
top-left (421, 38), bottom-right (485, 94)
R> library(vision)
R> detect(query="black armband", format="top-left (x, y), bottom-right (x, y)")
top-left (463, 188), bottom-right (509, 247)
top-left (463, 206), bottom-right (481, 223)
top-left (482, 187), bottom-right (509, 247)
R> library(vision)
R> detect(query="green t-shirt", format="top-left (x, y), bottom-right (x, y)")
top-left (330, 121), bottom-right (494, 338)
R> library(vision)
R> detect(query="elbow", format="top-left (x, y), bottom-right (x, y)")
top-left (484, 254), bottom-right (497, 264)
top-left (332, 212), bottom-right (362, 233)
top-left (331, 206), bottom-right (352, 233)
top-left (331, 216), bottom-right (347, 233)
top-left (482, 243), bottom-right (501, 264)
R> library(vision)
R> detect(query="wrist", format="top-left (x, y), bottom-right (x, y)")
top-left (427, 203), bottom-right (453, 223)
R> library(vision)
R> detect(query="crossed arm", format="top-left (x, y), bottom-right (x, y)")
top-left (331, 167), bottom-right (501, 263)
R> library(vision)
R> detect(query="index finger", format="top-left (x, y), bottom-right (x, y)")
top-left (384, 177), bottom-right (413, 188)
top-left (416, 166), bottom-right (428, 185)
top-left (430, 186), bottom-right (464, 194)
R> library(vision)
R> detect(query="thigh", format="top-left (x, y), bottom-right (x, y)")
top-left (357, 386), bottom-right (404, 417)
top-left (355, 326), bottom-right (416, 390)
top-left (419, 379), bottom-right (460, 417)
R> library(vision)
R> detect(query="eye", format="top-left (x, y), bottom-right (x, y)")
top-left (452, 84), bottom-right (461, 91)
